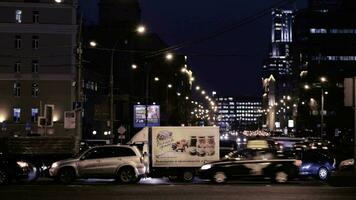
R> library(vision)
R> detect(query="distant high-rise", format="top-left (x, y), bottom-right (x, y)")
top-left (262, 9), bottom-right (296, 131)
top-left (215, 96), bottom-right (262, 132)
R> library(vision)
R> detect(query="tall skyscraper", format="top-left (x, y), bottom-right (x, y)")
top-left (262, 9), bottom-right (296, 131)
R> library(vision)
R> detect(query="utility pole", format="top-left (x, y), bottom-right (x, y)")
top-left (353, 77), bottom-right (356, 173)
top-left (321, 87), bottom-right (324, 138)
top-left (74, 14), bottom-right (83, 154)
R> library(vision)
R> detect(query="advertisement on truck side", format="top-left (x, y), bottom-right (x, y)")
top-left (151, 127), bottom-right (219, 167)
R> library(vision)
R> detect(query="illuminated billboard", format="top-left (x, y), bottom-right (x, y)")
top-left (134, 105), bottom-right (160, 128)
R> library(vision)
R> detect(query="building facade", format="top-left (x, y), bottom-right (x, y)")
top-left (0, 0), bottom-right (77, 136)
top-left (216, 96), bottom-right (262, 132)
top-left (293, 0), bottom-right (356, 139)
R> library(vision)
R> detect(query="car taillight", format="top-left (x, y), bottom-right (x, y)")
top-left (294, 159), bottom-right (302, 167)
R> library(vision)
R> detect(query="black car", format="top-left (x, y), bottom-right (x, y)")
top-left (0, 154), bottom-right (34, 185)
top-left (199, 149), bottom-right (300, 183)
top-left (297, 150), bottom-right (335, 181)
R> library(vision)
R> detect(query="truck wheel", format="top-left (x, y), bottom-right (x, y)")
top-left (0, 169), bottom-right (10, 185)
top-left (168, 175), bottom-right (178, 182)
top-left (58, 168), bottom-right (75, 184)
top-left (181, 170), bottom-right (194, 182)
top-left (213, 171), bottom-right (226, 184)
top-left (274, 171), bottom-right (288, 183)
top-left (117, 167), bottom-right (136, 184)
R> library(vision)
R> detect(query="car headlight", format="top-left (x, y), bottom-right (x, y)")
top-left (51, 162), bottom-right (59, 169)
top-left (201, 164), bottom-right (212, 170)
top-left (340, 159), bottom-right (354, 167)
top-left (17, 161), bottom-right (29, 168)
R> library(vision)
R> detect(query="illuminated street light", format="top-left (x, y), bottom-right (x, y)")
top-left (181, 67), bottom-right (186, 73)
top-left (131, 64), bottom-right (137, 69)
top-left (136, 25), bottom-right (146, 34)
top-left (325, 91), bottom-right (328, 95)
top-left (154, 77), bottom-right (159, 81)
top-left (195, 86), bottom-right (200, 90)
top-left (177, 92), bottom-right (181, 96)
top-left (165, 53), bottom-right (173, 60)
top-left (320, 76), bottom-right (327, 83)
top-left (167, 84), bottom-right (172, 88)
top-left (304, 84), bottom-right (310, 90)
top-left (185, 96), bottom-right (189, 100)
top-left (54, 0), bottom-right (63, 3)
top-left (201, 90), bottom-right (206, 95)
top-left (89, 41), bottom-right (97, 47)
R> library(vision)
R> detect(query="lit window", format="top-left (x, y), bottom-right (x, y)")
top-left (32, 36), bottom-right (39, 49)
top-left (15, 35), bottom-right (21, 49)
top-left (14, 62), bottom-right (21, 73)
top-left (33, 11), bottom-right (39, 23)
top-left (13, 108), bottom-right (21, 122)
top-left (15, 10), bottom-right (22, 23)
top-left (32, 83), bottom-right (39, 97)
top-left (31, 108), bottom-right (38, 122)
top-left (32, 60), bottom-right (38, 73)
top-left (13, 82), bottom-right (20, 96)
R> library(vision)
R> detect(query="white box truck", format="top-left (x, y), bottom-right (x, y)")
top-left (128, 126), bottom-right (220, 182)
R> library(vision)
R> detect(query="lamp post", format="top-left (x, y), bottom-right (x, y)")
top-left (89, 25), bottom-right (145, 143)
top-left (144, 53), bottom-right (173, 126)
top-left (320, 77), bottom-right (327, 138)
top-left (304, 76), bottom-right (327, 138)
top-left (110, 40), bottom-right (120, 141)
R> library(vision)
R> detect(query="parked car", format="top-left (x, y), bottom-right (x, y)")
top-left (0, 154), bottom-right (34, 185)
top-left (199, 148), bottom-right (300, 183)
top-left (49, 145), bottom-right (145, 184)
top-left (328, 158), bottom-right (356, 186)
top-left (297, 150), bottom-right (335, 180)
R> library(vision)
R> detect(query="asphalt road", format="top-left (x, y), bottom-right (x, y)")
top-left (1, 178), bottom-right (356, 200)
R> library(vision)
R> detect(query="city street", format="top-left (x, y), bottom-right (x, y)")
top-left (1, 178), bottom-right (356, 200)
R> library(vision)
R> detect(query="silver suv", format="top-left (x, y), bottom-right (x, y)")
top-left (49, 145), bottom-right (145, 184)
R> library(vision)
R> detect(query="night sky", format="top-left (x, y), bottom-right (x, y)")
top-left (81, 0), bottom-right (307, 97)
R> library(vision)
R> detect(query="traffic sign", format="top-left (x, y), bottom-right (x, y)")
top-left (118, 126), bottom-right (126, 135)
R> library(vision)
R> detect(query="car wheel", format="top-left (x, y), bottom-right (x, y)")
top-left (0, 169), bottom-right (10, 185)
top-left (274, 171), bottom-right (288, 183)
top-left (58, 168), bottom-right (75, 184)
top-left (117, 167), bottom-right (137, 184)
top-left (213, 171), bottom-right (226, 184)
top-left (181, 170), bottom-right (194, 182)
top-left (168, 175), bottom-right (178, 182)
top-left (318, 167), bottom-right (329, 181)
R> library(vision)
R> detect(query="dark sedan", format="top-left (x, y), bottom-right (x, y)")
top-left (199, 149), bottom-right (300, 183)
top-left (297, 150), bottom-right (335, 181)
top-left (0, 154), bottom-right (34, 185)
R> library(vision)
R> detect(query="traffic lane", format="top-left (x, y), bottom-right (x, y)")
top-left (9, 177), bottom-right (330, 186)
top-left (1, 184), bottom-right (356, 200)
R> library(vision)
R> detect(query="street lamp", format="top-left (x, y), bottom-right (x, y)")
top-left (131, 64), bottom-right (137, 69)
top-left (195, 86), bottom-right (200, 90)
top-left (89, 41), bottom-right (97, 47)
top-left (154, 77), bottom-right (159, 81)
top-left (165, 53), bottom-right (173, 61)
top-left (136, 25), bottom-right (146, 34)
top-left (304, 77), bottom-right (328, 138)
